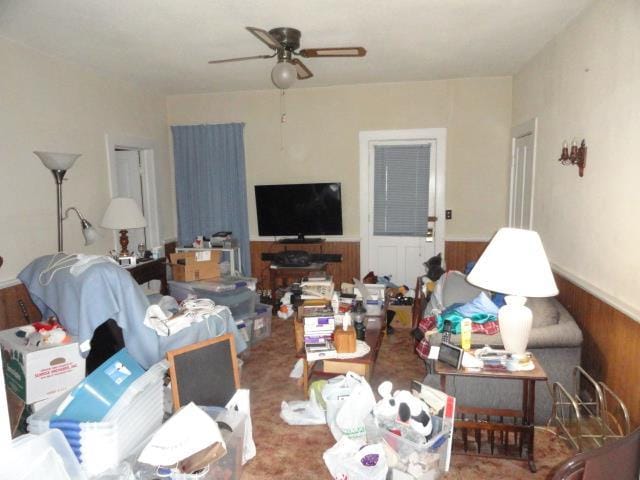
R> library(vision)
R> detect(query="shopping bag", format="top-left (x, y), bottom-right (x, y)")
top-left (323, 437), bottom-right (388, 480)
top-left (322, 372), bottom-right (375, 442)
top-left (322, 373), bottom-right (361, 440)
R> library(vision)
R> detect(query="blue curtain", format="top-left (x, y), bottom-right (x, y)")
top-left (171, 123), bottom-right (251, 275)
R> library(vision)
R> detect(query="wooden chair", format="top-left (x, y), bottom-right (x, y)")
top-left (552, 426), bottom-right (640, 480)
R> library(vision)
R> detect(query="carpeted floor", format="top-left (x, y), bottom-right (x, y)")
top-left (240, 316), bottom-right (573, 479)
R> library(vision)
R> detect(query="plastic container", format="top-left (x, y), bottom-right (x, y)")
top-left (366, 419), bottom-right (446, 479)
top-left (250, 303), bottom-right (272, 345)
top-left (27, 361), bottom-right (167, 478)
top-left (4, 429), bottom-right (87, 480)
top-left (199, 406), bottom-right (246, 480)
top-left (52, 349), bottom-right (145, 422)
top-left (235, 314), bottom-right (254, 346)
top-left (192, 286), bottom-right (258, 320)
top-left (168, 280), bottom-right (197, 302)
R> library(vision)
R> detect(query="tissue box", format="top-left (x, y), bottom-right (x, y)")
top-left (0, 327), bottom-right (85, 404)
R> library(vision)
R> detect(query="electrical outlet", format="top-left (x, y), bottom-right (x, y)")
top-left (445, 209), bottom-right (452, 220)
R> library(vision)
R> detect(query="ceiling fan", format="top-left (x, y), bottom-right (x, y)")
top-left (208, 27), bottom-right (367, 89)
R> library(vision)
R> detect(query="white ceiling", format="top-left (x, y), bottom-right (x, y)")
top-left (0, 0), bottom-right (595, 95)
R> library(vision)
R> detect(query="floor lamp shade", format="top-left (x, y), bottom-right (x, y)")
top-left (34, 151), bottom-right (80, 171)
top-left (466, 228), bottom-right (558, 353)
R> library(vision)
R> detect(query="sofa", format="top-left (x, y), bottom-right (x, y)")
top-left (420, 271), bottom-right (583, 425)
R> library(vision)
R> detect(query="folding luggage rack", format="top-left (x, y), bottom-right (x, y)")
top-left (548, 366), bottom-right (630, 452)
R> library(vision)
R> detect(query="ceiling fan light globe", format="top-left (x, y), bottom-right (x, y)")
top-left (271, 61), bottom-right (297, 89)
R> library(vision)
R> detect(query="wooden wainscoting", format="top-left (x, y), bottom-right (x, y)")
top-left (250, 241), bottom-right (359, 292)
top-left (444, 240), bottom-right (489, 272)
top-left (555, 274), bottom-right (640, 429)
top-left (0, 283), bottom-right (41, 330)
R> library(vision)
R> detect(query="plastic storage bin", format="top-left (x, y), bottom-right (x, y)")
top-left (133, 406), bottom-right (246, 480)
top-left (192, 286), bottom-right (258, 320)
top-left (4, 429), bottom-right (87, 480)
top-left (200, 406), bottom-right (246, 480)
top-left (250, 303), bottom-right (272, 346)
top-left (27, 361), bottom-right (167, 478)
top-left (235, 314), bottom-right (254, 346)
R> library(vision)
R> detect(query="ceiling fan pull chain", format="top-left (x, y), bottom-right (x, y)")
top-left (280, 90), bottom-right (287, 151)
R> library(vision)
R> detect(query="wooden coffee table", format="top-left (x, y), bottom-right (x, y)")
top-left (435, 354), bottom-right (548, 472)
top-left (295, 306), bottom-right (385, 397)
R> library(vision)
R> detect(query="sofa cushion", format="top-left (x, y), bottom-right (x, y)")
top-left (528, 297), bottom-right (559, 328)
top-left (442, 271), bottom-right (485, 307)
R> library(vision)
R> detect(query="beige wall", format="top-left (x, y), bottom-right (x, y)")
top-left (0, 37), bottom-right (175, 282)
top-left (513, 0), bottom-right (640, 318)
top-left (167, 77), bottom-right (512, 241)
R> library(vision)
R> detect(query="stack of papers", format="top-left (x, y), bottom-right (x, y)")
top-left (301, 276), bottom-right (334, 300)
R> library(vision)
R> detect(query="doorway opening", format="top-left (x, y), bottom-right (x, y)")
top-left (105, 134), bottom-right (160, 255)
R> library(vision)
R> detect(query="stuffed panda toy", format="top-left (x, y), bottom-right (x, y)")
top-left (373, 381), bottom-right (432, 438)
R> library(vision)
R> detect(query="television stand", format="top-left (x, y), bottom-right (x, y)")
top-left (278, 237), bottom-right (325, 244)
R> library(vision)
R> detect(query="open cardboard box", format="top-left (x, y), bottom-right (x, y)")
top-left (169, 250), bottom-right (221, 282)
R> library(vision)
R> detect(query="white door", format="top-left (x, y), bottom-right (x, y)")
top-left (114, 149), bottom-right (147, 253)
top-left (359, 129), bottom-right (446, 286)
top-left (509, 119), bottom-right (537, 229)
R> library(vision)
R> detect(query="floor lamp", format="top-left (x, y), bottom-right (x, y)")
top-left (35, 151), bottom-right (98, 252)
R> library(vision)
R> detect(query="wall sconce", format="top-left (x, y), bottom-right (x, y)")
top-left (559, 139), bottom-right (587, 177)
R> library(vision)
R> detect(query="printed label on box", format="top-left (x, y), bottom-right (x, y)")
top-left (196, 251), bottom-right (211, 262)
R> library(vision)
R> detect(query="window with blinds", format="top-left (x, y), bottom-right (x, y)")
top-left (373, 144), bottom-right (431, 237)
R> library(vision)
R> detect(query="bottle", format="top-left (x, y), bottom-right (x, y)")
top-left (353, 301), bottom-right (366, 341)
top-left (331, 291), bottom-right (340, 315)
top-left (461, 318), bottom-right (472, 351)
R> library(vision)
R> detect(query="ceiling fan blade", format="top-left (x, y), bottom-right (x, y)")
top-left (291, 59), bottom-right (314, 80)
top-left (299, 47), bottom-right (367, 58)
top-left (246, 26), bottom-right (281, 50)
top-left (208, 54), bottom-right (273, 64)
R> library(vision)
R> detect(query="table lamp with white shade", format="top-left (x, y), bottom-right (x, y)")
top-left (101, 197), bottom-right (147, 257)
top-left (466, 227), bottom-right (558, 354)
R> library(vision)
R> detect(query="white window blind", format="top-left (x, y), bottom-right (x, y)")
top-left (373, 144), bottom-right (430, 236)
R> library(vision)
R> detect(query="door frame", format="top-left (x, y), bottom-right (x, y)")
top-left (358, 128), bottom-right (446, 280)
top-left (104, 133), bottom-right (161, 251)
top-left (509, 118), bottom-right (537, 229)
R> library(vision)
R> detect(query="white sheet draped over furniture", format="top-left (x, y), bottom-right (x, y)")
top-left (19, 255), bottom-right (247, 369)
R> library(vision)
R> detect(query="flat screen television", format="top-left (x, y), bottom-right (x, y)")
top-left (255, 182), bottom-right (343, 242)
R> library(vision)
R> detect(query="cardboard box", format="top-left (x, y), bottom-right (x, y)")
top-left (169, 250), bottom-right (221, 282)
top-left (0, 327), bottom-right (85, 404)
top-left (388, 304), bottom-right (413, 329)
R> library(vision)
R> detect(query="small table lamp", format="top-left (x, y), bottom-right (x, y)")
top-left (466, 227), bottom-right (558, 354)
top-left (101, 197), bottom-right (147, 257)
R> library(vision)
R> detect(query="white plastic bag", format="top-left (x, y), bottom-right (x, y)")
top-left (280, 398), bottom-right (326, 426)
top-left (335, 375), bottom-right (376, 442)
top-left (323, 437), bottom-right (388, 480)
top-left (322, 373), bottom-right (360, 440)
top-left (322, 372), bottom-right (376, 442)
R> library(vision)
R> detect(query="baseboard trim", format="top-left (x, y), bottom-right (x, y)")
top-left (552, 263), bottom-right (640, 324)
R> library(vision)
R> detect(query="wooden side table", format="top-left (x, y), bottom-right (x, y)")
top-left (269, 262), bottom-right (328, 308)
top-left (295, 305), bottom-right (385, 398)
top-left (125, 257), bottom-right (168, 295)
top-left (435, 354), bottom-right (548, 472)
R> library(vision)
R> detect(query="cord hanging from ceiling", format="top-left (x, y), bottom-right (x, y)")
top-left (280, 89), bottom-right (287, 151)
